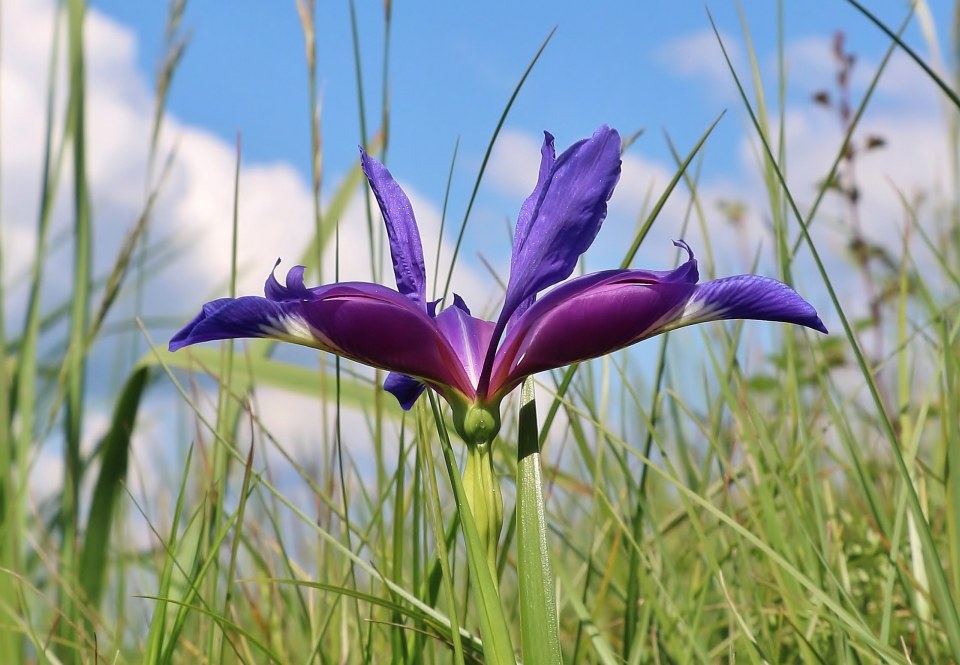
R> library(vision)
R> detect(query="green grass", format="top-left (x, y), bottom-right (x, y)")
top-left (2, 0), bottom-right (960, 663)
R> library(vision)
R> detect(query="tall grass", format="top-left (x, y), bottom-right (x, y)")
top-left (2, 0), bottom-right (960, 663)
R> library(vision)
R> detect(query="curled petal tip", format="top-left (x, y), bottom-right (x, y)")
top-left (672, 239), bottom-right (694, 261)
top-left (451, 293), bottom-right (470, 314)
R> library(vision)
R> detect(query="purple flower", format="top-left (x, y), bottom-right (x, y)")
top-left (170, 126), bottom-right (826, 443)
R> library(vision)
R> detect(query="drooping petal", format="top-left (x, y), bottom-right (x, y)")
top-left (434, 294), bottom-right (496, 389)
top-left (383, 372), bottom-right (427, 410)
top-left (170, 267), bottom-right (475, 398)
top-left (667, 274), bottom-right (828, 334)
top-left (381, 295), bottom-right (495, 410)
top-left (487, 270), bottom-right (697, 397)
top-left (170, 297), bottom-right (283, 350)
top-left (486, 244), bottom-right (826, 399)
top-left (360, 149), bottom-right (427, 308)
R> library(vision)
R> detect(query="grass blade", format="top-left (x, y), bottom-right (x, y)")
top-left (516, 378), bottom-right (562, 665)
top-left (78, 366), bottom-right (150, 610)
top-left (709, 10), bottom-right (960, 657)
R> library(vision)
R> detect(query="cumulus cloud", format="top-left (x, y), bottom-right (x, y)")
top-left (0, 0), bottom-right (484, 515)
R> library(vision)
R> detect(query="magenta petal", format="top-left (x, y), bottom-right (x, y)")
top-left (382, 294), bottom-right (493, 409)
top-left (360, 149), bottom-right (427, 307)
top-left (435, 294), bottom-right (495, 389)
top-left (488, 270), bottom-right (696, 397)
top-left (487, 244), bottom-right (827, 398)
top-left (171, 277), bottom-right (475, 397)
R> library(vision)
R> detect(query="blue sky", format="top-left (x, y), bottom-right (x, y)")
top-left (85, 0), bottom-right (945, 214)
top-left (3, 0), bottom-right (953, 357)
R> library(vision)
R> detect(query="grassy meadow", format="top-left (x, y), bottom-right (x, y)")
top-left (2, 0), bottom-right (960, 663)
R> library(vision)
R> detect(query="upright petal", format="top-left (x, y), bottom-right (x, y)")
top-left (477, 126), bottom-right (622, 396)
top-left (501, 125), bottom-right (622, 325)
top-left (508, 131), bottom-right (556, 323)
top-left (360, 149), bottom-right (427, 307)
top-left (170, 266), bottom-right (475, 399)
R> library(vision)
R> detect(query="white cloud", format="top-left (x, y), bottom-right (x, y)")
top-left (656, 28), bottom-right (743, 96)
top-left (2, 0), bottom-right (484, 318)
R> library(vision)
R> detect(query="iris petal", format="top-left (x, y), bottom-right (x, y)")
top-left (265, 261), bottom-right (311, 301)
top-left (384, 372), bottom-right (427, 410)
top-left (170, 268), bottom-right (475, 398)
top-left (488, 270), bottom-right (696, 397)
top-left (487, 243), bottom-right (826, 398)
top-left (476, 126), bottom-right (622, 395)
top-left (381, 295), bottom-right (493, 410)
top-left (360, 150), bottom-right (427, 307)
top-left (435, 295), bottom-right (495, 389)
top-left (508, 131), bottom-right (556, 324)
top-left (669, 274), bottom-right (828, 334)
top-left (499, 125), bottom-right (622, 328)
top-left (172, 125), bottom-right (829, 417)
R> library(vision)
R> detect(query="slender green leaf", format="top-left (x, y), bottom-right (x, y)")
top-left (78, 365), bottom-right (151, 609)
top-left (516, 378), bottom-right (562, 665)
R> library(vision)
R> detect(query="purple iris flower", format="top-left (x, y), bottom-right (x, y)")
top-left (170, 125), bottom-right (826, 443)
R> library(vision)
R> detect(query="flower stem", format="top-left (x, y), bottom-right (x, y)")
top-left (463, 439), bottom-right (503, 587)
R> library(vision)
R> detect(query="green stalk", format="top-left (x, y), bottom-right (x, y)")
top-left (60, 0), bottom-right (92, 658)
top-left (208, 134), bottom-right (242, 664)
top-left (463, 440), bottom-right (503, 585)
top-left (428, 394), bottom-right (515, 663)
top-left (0, 0), bottom-right (15, 658)
top-left (516, 378), bottom-right (562, 665)
top-left (710, 10), bottom-right (960, 657)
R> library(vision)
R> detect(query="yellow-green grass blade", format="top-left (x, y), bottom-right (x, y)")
top-left (711, 12), bottom-right (960, 658)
